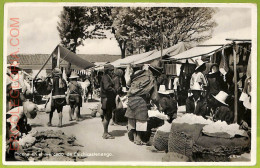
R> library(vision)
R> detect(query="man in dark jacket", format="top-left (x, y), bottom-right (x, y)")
top-left (186, 82), bottom-right (208, 118)
top-left (100, 64), bottom-right (116, 139)
top-left (206, 64), bottom-right (227, 96)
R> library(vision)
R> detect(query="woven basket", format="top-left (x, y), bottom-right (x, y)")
top-left (153, 130), bottom-right (170, 151)
top-left (192, 138), bottom-right (250, 162)
top-left (168, 123), bottom-right (251, 162)
top-left (168, 129), bottom-right (193, 159)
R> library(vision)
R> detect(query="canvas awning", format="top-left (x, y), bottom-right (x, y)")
top-left (135, 42), bottom-right (187, 64)
top-left (56, 45), bottom-right (95, 69)
top-left (170, 45), bottom-right (223, 61)
top-left (111, 50), bottom-right (155, 67)
top-left (169, 27), bottom-right (251, 63)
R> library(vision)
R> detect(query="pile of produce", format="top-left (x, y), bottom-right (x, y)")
top-left (16, 130), bottom-right (87, 161)
top-left (173, 113), bottom-right (213, 125)
top-left (203, 120), bottom-right (247, 138)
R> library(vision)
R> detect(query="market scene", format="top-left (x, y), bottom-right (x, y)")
top-left (5, 5), bottom-right (254, 163)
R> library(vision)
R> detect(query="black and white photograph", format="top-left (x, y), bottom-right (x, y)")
top-left (3, 3), bottom-right (257, 166)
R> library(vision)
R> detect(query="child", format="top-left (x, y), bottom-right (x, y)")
top-left (157, 85), bottom-right (178, 123)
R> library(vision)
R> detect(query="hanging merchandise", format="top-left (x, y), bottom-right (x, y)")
top-left (165, 64), bottom-right (177, 75)
top-left (219, 46), bottom-right (230, 73)
top-left (246, 53), bottom-right (251, 77)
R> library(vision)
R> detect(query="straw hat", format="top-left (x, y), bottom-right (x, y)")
top-left (195, 59), bottom-right (205, 71)
top-left (212, 91), bottom-right (229, 106)
top-left (190, 82), bottom-right (203, 91)
top-left (7, 61), bottom-right (21, 71)
top-left (148, 60), bottom-right (163, 74)
top-left (23, 101), bottom-right (38, 119)
top-left (158, 85), bottom-right (174, 94)
top-left (69, 71), bottom-right (79, 79)
top-left (104, 64), bottom-right (114, 71)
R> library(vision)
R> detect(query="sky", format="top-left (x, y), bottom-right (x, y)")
top-left (6, 5), bottom-right (252, 55)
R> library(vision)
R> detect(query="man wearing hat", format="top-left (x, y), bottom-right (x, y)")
top-left (190, 59), bottom-right (208, 90)
top-left (186, 82), bottom-right (208, 118)
top-left (48, 67), bottom-right (67, 127)
top-left (211, 91), bottom-right (234, 124)
top-left (158, 85), bottom-right (178, 123)
top-left (67, 71), bottom-right (83, 121)
top-left (100, 64), bottom-right (116, 139)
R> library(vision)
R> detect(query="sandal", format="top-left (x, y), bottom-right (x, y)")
top-left (102, 133), bottom-right (115, 139)
top-left (47, 122), bottom-right (52, 127)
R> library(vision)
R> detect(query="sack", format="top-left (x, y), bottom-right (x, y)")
top-left (153, 130), bottom-right (170, 151)
top-left (128, 71), bottom-right (154, 96)
top-left (45, 95), bottom-right (52, 113)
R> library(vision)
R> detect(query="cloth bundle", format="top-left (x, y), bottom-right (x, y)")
top-left (168, 120), bottom-right (251, 162)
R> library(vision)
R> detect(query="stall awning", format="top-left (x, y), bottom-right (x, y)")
top-left (170, 45), bottom-right (223, 61)
top-left (56, 45), bottom-right (95, 69)
top-left (111, 50), bottom-right (155, 67)
top-left (169, 27), bottom-right (251, 63)
top-left (135, 42), bottom-right (187, 64)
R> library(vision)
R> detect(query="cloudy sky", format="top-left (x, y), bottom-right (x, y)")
top-left (6, 5), bottom-right (252, 55)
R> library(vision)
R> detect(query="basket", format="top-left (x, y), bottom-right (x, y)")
top-left (168, 129), bottom-right (194, 159)
top-left (168, 123), bottom-right (251, 162)
top-left (153, 130), bottom-right (170, 151)
top-left (192, 136), bottom-right (251, 162)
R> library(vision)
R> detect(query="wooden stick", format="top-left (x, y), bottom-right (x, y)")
top-left (233, 43), bottom-right (238, 123)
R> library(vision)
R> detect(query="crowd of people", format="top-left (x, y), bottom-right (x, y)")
top-left (5, 56), bottom-right (251, 158)
top-left (98, 58), bottom-right (251, 145)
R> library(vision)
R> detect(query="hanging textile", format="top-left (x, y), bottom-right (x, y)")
top-left (246, 53), bottom-right (251, 77)
top-left (165, 64), bottom-right (177, 75)
top-left (219, 46), bottom-right (230, 73)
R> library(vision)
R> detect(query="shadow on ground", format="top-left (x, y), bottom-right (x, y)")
top-left (110, 130), bottom-right (127, 137)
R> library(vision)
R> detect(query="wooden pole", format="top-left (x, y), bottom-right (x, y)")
top-left (160, 15), bottom-right (163, 61)
top-left (233, 42), bottom-right (238, 123)
top-left (57, 46), bottom-right (60, 68)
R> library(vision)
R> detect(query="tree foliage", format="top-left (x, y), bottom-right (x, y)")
top-left (57, 7), bottom-right (87, 53)
top-left (57, 6), bottom-right (217, 59)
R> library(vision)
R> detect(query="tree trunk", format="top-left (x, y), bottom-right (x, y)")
top-left (145, 46), bottom-right (151, 52)
top-left (67, 42), bottom-right (77, 78)
top-left (119, 41), bottom-right (127, 59)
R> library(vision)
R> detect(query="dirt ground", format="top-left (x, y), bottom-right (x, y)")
top-left (28, 99), bottom-right (165, 162)
top-left (27, 97), bottom-right (250, 162)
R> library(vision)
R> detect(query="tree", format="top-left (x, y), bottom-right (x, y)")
top-left (57, 7), bottom-right (87, 53)
top-left (57, 7), bottom-right (87, 75)
top-left (110, 7), bottom-right (217, 56)
top-left (57, 7), bottom-right (217, 59)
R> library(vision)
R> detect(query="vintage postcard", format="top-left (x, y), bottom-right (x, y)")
top-left (2, 2), bottom-right (257, 166)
